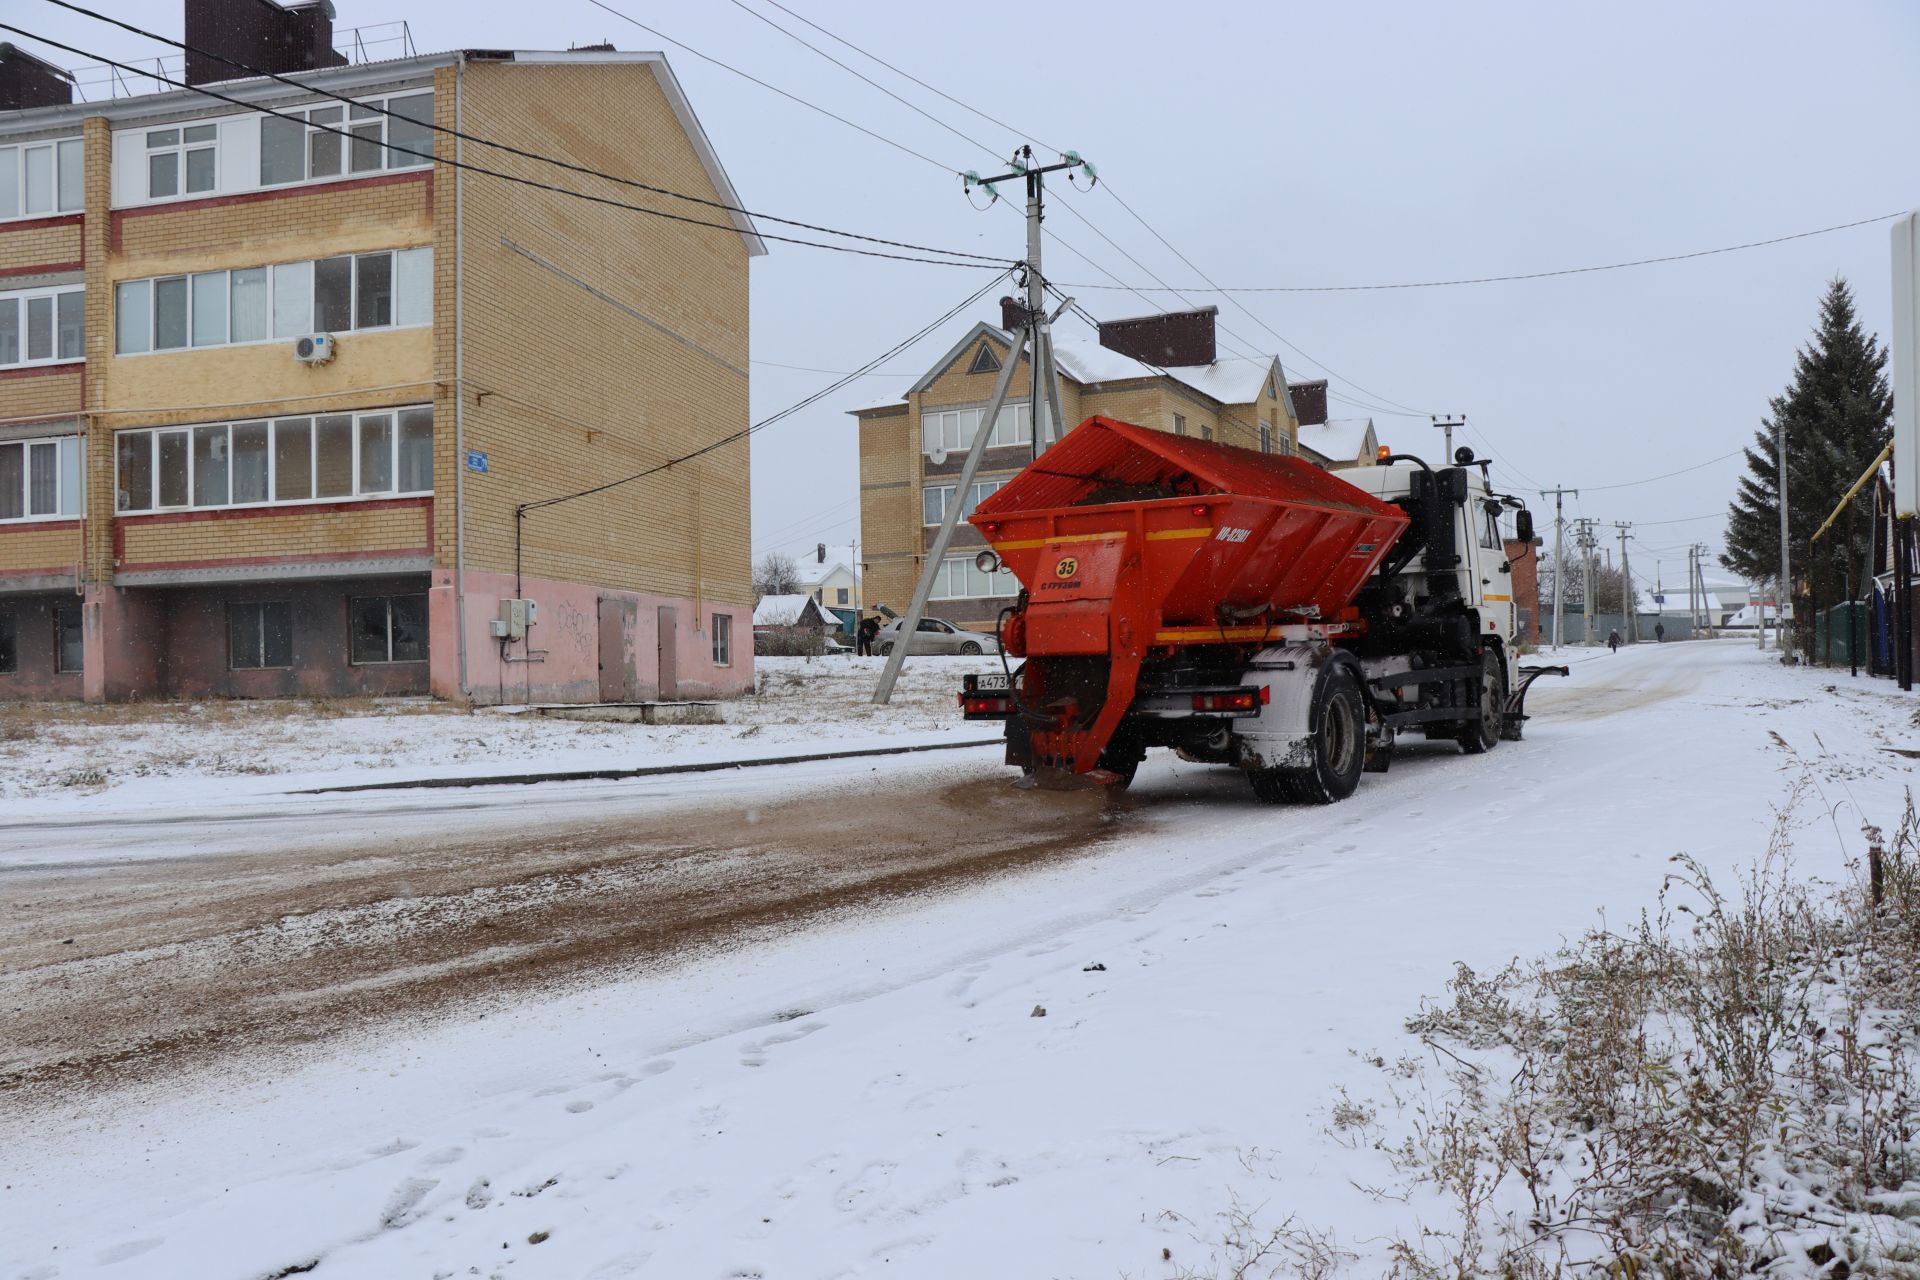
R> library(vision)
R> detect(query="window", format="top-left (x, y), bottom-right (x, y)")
top-left (144, 124), bottom-right (217, 200)
top-left (1481, 505), bottom-right (1503, 551)
top-left (1259, 421), bottom-right (1272, 453)
top-left (349, 594), bottom-right (428, 664)
top-left (711, 612), bottom-right (732, 666)
top-left (1173, 414), bottom-right (1186, 436)
top-left (0, 139), bottom-right (83, 219)
top-left (116, 248), bottom-right (431, 352)
top-left (0, 610), bottom-right (14, 673)
top-left (1200, 425), bottom-right (1214, 442)
top-left (920, 402), bottom-right (1031, 457)
top-left (114, 406), bottom-right (432, 512)
top-left (54, 601), bottom-right (83, 674)
top-left (836, 587), bottom-right (849, 606)
top-left (228, 601), bottom-right (293, 669)
top-left (258, 92), bottom-right (435, 187)
top-left (0, 435), bottom-right (82, 522)
top-left (967, 343), bottom-right (1000, 374)
top-left (0, 285), bottom-right (85, 367)
top-left (922, 479), bottom-right (1005, 525)
top-left (930, 555), bottom-right (1017, 600)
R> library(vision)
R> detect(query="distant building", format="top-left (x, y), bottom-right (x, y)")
top-left (0, 7), bottom-right (762, 704)
top-left (1505, 538), bottom-right (1542, 645)
top-left (752, 593), bottom-right (834, 632)
top-left (1298, 417), bottom-right (1379, 469)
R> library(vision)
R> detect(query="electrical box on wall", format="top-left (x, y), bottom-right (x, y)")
top-left (492, 598), bottom-right (536, 640)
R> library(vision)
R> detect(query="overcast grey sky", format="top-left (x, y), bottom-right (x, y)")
top-left (20, 1), bottom-right (1920, 593)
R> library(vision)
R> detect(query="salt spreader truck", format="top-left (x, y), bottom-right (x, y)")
top-left (957, 416), bottom-right (1566, 801)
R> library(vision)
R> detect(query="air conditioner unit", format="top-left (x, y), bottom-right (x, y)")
top-left (294, 334), bottom-right (336, 365)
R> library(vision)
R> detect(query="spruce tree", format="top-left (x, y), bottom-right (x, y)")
top-left (1722, 278), bottom-right (1891, 649)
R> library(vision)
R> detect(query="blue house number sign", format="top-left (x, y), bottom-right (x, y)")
top-left (466, 450), bottom-right (490, 474)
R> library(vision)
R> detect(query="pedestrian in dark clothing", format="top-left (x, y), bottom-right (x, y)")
top-left (856, 615), bottom-right (880, 657)
top-left (1655, 622), bottom-right (1666, 643)
top-left (1607, 628), bottom-right (1623, 653)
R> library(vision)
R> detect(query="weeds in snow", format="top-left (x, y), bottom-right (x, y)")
top-left (1369, 783), bottom-right (1920, 1278)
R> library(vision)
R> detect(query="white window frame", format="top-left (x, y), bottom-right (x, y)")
top-left (711, 612), bottom-right (733, 666)
top-left (0, 138), bottom-right (83, 221)
top-left (113, 404), bottom-right (433, 514)
top-left (929, 554), bottom-right (1018, 600)
top-left (920, 401), bottom-right (1032, 458)
top-left (0, 433), bottom-right (84, 523)
top-left (1259, 421), bottom-right (1272, 454)
top-left (0, 284), bottom-right (85, 368)
top-left (257, 91), bottom-right (436, 190)
top-left (114, 247), bottom-right (431, 355)
top-left (141, 123), bottom-right (219, 202)
top-left (922, 478), bottom-right (1006, 526)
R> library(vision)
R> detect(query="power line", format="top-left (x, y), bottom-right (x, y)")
top-left (583, 0), bottom-right (956, 175)
top-left (1, 22), bottom-right (1009, 271)
top-left (1522, 448), bottom-right (1746, 496)
top-left (40, 0), bottom-right (1012, 267)
top-left (1058, 211), bottom-right (1911, 293)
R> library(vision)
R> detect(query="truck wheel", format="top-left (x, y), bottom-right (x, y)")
top-left (1456, 649), bottom-right (1506, 755)
top-left (1250, 664), bottom-right (1365, 805)
top-left (1097, 737), bottom-right (1143, 790)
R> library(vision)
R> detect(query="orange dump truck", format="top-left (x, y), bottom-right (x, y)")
top-left (957, 416), bottom-right (1564, 800)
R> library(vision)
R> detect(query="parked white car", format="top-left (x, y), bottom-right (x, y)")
top-left (874, 617), bottom-right (1000, 656)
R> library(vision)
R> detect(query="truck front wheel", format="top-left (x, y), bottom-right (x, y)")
top-left (1455, 648), bottom-right (1506, 755)
top-left (1250, 664), bottom-right (1365, 804)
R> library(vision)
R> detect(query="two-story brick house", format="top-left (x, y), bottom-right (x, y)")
top-left (852, 307), bottom-right (1363, 633)
top-left (0, 3), bottom-right (761, 704)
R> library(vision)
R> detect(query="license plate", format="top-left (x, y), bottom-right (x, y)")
top-left (967, 673), bottom-right (1010, 692)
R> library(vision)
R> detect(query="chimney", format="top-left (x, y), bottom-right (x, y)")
top-left (184, 0), bottom-right (349, 87)
top-left (1288, 379), bottom-right (1328, 426)
top-left (0, 44), bottom-right (74, 111)
top-left (1096, 306), bottom-right (1218, 368)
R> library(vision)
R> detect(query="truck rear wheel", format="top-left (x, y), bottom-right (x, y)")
top-left (1250, 664), bottom-right (1365, 805)
top-left (1455, 648), bottom-right (1506, 755)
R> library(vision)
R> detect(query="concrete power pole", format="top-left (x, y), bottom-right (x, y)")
top-left (1614, 522), bottom-right (1633, 642)
top-left (1432, 415), bottom-right (1465, 463)
top-left (873, 147), bottom-right (1094, 705)
top-left (1574, 517), bottom-right (1600, 644)
top-left (1541, 486), bottom-right (1578, 648)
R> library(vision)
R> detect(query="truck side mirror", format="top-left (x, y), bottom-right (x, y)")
top-left (1515, 510), bottom-right (1534, 544)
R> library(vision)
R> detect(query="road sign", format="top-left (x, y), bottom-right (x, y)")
top-left (1893, 212), bottom-right (1920, 517)
top-left (466, 450), bottom-right (490, 474)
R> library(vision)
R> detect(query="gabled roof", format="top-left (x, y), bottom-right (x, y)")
top-left (1298, 418), bottom-right (1377, 462)
top-left (899, 322), bottom-right (1288, 411)
top-left (753, 594), bottom-right (835, 626)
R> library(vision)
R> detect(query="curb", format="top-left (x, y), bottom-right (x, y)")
top-left (295, 737), bottom-right (1005, 794)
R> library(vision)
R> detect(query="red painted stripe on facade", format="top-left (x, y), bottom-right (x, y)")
top-left (110, 170), bottom-right (432, 228)
top-left (118, 545), bottom-right (432, 574)
top-left (0, 362), bottom-right (83, 382)
top-left (0, 260), bottom-right (83, 280)
top-left (0, 520), bottom-right (81, 535)
top-left (0, 213), bottom-right (82, 235)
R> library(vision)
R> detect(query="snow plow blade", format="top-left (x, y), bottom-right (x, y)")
top-left (969, 416), bottom-right (1410, 776)
top-left (1501, 664), bottom-right (1570, 741)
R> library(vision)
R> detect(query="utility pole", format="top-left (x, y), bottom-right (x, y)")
top-left (873, 147), bottom-right (1094, 704)
top-left (1574, 517), bottom-right (1600, 644)
top-left (1432, 415), bottom-right (1465, 463)
top-left (1614, 522), bottom-right (1633, 642)
top-left (1541, 486), bottom-right (1578, 648)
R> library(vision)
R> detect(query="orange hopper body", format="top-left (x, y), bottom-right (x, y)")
top-left (968, 416), bottom-right (1411, 776)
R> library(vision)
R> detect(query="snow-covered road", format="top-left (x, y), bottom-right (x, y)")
top-left (5, 641), bottom-right (1913, 1279)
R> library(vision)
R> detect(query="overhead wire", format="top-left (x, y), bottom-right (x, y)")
top-left (38, 0), bottom-right (1011, 267)
top-left (1, 22), bottom-right (1008, 270)
top-left (1055, 211), bottom-right (1912, 293)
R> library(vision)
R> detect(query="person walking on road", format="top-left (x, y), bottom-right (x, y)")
top-left (1607, 628), bottom-right (1623, 654)
top-left (1655, 622), bottom-right (1666, 643)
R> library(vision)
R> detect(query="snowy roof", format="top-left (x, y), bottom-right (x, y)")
top-left (753, 595), bottom-right (834, 626)
top-left (1638, 588), bottom-right (1726, 615)
top-left (895, 323), bottom-right (1285, 410)
top-left (849, 392), bottom-right (909, 415)
top-left (1298, 418), bottom-right (1376, 461)
top-left (800, 561), bottom-right (857, 588)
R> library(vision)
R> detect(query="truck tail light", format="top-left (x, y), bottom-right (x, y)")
top-left (961, 693), bottom-right (1012, 715)
top-left (1190, 687), bottom-right (1265, 713)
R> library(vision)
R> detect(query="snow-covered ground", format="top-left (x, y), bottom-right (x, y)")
top-left (0, 655), bottom-right (1001, 815)
top-left (6, 641), bottom-right (1916, 1278)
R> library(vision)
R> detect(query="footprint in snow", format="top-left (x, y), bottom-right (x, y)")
top-left (381, 1176), bottom-right (438, 1229)
top-left (566, 1099), bottom-right (595, 1113)
top-left (739, 1020), bottom-right (827, 1067)
top-left (95, 1238), bottom-right (164, 1265)
top-left (422, 1146), bottom-right (466, 1167)
top-left (368, 1137), bottom-right (420, 1158)
top-left (466, 1178), bottom-right (493, 1209)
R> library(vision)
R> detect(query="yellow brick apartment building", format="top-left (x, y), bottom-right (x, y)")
top-left (852, 307), bottom-right (1379, 633)
top-left (0, 8), bottom-right (761, 704)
